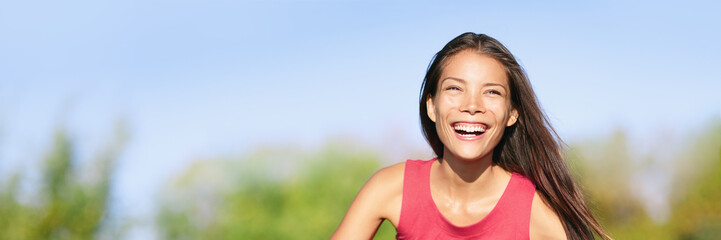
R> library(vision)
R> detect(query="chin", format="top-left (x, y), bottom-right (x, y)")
top-left (447, 148), bottom-right (491, 161)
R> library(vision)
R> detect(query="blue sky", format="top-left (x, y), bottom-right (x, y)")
top-left (1, 0), bottom-right (720, 238)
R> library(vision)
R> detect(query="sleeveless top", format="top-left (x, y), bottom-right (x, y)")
top-left (396, 159), bottom-right (536, 240)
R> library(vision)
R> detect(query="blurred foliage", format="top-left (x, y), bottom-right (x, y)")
top-left (2, 120), bottom-right (718, 239)
top-left (568, 120), bottom-right (721, 239)
top-left (157, 145), bottom-right (396, 239)
top-left (0, 125), bottom-right (126, 240)
top-left (568, 129), bottom-right (673, 239)
top-left (667, 122), bottom-right (721, 239)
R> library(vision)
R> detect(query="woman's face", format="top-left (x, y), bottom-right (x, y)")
top-left (426, 50), bottom-right (518, 161)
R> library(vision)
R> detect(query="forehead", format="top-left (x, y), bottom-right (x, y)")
top-left (440, 50), bottom-right (508, 86)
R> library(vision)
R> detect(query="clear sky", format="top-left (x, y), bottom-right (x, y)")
top-left (1, 0), bottom-right (720, 238)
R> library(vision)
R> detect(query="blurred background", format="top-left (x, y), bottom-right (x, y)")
top-left (1, 0), bottom-right (720, 239)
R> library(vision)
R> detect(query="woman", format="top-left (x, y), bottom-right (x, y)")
top-left (332, 33), bottom-right (610, 239)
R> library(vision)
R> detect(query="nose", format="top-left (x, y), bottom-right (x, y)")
top-left (460, 93), bottom-right (485, 115)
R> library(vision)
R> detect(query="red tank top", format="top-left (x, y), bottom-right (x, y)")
top-left (396, 159), bottom-right (536, 239)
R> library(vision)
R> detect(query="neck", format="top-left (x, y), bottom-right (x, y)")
top-left (436, 149), bottom-right (506, 192)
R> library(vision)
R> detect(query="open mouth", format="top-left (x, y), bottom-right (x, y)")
top-left (453, 122), bottom-right (487, 138)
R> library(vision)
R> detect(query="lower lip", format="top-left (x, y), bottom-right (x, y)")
top-left (454, 131), bottom-right (485, 141)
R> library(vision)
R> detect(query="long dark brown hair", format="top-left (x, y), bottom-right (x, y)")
top-left (419, 32), bottom-right (610, 239)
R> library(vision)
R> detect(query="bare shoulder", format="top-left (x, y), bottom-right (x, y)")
top-left (530, 191), bottom-right (567, 240)
top-left (369, 162), bottom-right (405, 189)
top-left (330, 162), bottom-right (405, 239)
top-left (365, 162), bottom-right (405, 218)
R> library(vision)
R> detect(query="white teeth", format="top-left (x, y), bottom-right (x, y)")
top-left (453, 124), bottom-right (487, 133)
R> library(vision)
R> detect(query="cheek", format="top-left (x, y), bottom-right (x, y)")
top-left (435, 97), bottom-right (458, 118)
top-left (485, 99), bottom-right (509, 119)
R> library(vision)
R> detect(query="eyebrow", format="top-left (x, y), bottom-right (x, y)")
top-left (483, 83), bottom-right (508, 91)
top-left (441, 77), bottom-right (466, 84)
top-left (441, 77), bottom-right (508, 91)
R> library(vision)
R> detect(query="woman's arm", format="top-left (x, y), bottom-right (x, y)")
top-left (530, 191), bottom-right (568, 240)
top-left (331, 163), bottom-right (404, 240)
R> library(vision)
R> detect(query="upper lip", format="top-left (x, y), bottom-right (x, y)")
top-left (451, 121), bottom-right (488, 126)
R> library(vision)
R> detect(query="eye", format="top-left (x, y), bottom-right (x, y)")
top-left (485, 89), bottom-right (502, 95)
top-left (445, 86), bottom-right (461, 91)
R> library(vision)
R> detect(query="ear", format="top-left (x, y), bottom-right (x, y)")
top-left (426, 96), bottom-right (437, 123)
top-left (506, 108), bottom-right (518, 127)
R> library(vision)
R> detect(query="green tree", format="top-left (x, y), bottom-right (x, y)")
top-left (0, 125), bottom-right (126, 240)
top-left (567, 120), bottom-right (721, 239)
top-left (157, 144), bottom-right (396, 239)
top-left (667, 121), bottom-right (721, 239)
top-left (567, 129), bottom-right (670, 239)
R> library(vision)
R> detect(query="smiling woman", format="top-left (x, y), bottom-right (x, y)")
top-left (331, 33), bottom-right (611, 240)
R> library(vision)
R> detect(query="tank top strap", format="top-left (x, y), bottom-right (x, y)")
top-left (397, 159), bottom-right (435, 236)
top-left (481, 172), bottom-right (536, 238)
